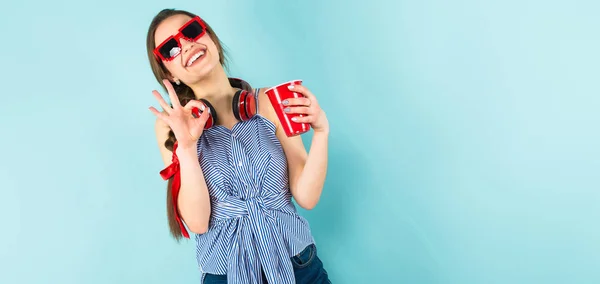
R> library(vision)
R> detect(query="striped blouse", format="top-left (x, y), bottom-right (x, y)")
top-left (193, 85), bottom-right (315, 283)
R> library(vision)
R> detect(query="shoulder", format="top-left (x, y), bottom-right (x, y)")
top-left (154, 112), bottom-right (174, 166)
top-left (154, 111), bottom-right (171, 136)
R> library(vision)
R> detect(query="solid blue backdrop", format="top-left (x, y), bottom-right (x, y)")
top-left (1, 0), bottom-right (598, 283)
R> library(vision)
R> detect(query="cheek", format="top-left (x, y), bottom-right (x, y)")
top-left (163, 61), bottom-right (184, 76)
top-left (209, 46), bottom-right (221, 65)
top-left (197, 35), bottom-right (220, 62)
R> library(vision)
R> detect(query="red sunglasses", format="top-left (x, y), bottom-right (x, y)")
top-left (153, 16), bottom-right (207, 62)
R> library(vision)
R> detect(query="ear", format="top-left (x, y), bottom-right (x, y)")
top-left (167, 74), bottom-right (181, 85)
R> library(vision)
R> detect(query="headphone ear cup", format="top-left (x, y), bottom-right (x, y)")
top-left (244, 90), bottom-right (257, 119)
top-left (233, 90), bottom-right (257, 121)
top-left (198, 98), bottom-right (217, 129)
top-left (232, 90), bottom-right (243, 121)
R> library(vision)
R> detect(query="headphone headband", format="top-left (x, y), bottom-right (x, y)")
top-left (228, 77), bottom-right (253, 92)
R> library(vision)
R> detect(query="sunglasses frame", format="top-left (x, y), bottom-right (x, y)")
top-left (153, 16), bottom-right (207, 62)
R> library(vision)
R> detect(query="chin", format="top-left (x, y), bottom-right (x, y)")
top-left (190, 59), bottom-right (220, 78)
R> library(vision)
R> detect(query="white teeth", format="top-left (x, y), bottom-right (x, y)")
top-left (187, 50), bottom-right (205, 67)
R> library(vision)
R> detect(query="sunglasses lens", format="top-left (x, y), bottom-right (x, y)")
top-left (159, 39), bottom-right (181, 60)
top-left (181, 21), bottom-right (204, 40)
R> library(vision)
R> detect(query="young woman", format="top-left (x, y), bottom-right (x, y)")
top-left (146, 8), bottom-right (331, 284)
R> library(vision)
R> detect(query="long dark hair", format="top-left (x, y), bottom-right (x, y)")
top-left (146, 8), bottom-right (229, 240)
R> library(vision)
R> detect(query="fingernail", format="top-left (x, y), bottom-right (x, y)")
top-left (291, 117), bottom-right (298, 122)
top-left (288, 85), bottom-right (295, 90)
top-left (284, 107), bottom-right (290, 113)
top-left (282, 100), bottom-right (289, 105)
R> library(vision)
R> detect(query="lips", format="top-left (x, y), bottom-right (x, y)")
top-left (185, 48), bottom-right (206, 67)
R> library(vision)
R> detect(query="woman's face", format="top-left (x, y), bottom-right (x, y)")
top-left (154, 14), bottom-right (221, 85)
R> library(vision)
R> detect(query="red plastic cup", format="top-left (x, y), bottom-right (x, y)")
top-left (265, 80), bottom-right (311, 137)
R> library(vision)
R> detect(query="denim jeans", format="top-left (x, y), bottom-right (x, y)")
top-left (203, 244), bottom-right (331, 283)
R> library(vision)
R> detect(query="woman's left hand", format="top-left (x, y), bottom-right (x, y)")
top-left (282, 84), bottom-right (329, 133)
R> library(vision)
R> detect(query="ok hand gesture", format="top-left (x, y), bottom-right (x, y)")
top-left (149, 79), bottom-right (210, 150)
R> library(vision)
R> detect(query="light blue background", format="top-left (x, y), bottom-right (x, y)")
top-left (1, 0), bottom-right (598, 283)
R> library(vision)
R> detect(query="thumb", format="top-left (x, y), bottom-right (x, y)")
top-left (196, 106), bottom-right (211, 124)
top-left (184, 100), bottom-right (211, 129)
top-left (184, 100), bottom-right (207, 117)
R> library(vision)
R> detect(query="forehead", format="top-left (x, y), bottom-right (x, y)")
top-left (154, 14), bottom-right (193, 46)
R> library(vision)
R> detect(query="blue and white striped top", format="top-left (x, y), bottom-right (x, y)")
top-left (193, 86), bottom-right (315, 283)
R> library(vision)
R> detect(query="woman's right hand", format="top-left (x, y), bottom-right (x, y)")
top-left (149, 79), bottom-right (210, 150)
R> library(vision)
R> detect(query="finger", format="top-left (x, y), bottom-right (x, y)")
top-left (192, 105), bottom-right (211, 131)
top-left (163, 79), bottom-right (182, 108)
top-left (153, 90), bottom-right (172, 113)
top-left (183, 99), bottom-right (210, 122)
top-left (197, 105), bottom-right (211, 123)
top-left (282, 97), bottom-right (311, 106)
top-left (290, 114), bottom-right (313, 123)
top-left (184, 100), bottom-right (207, 111)
top-left (284, 106), bottom-right (312, 115)
top-left (184, 100), bottom-right (208, 118)
top-left (288, 84), bottom-right (316, 100)
top-left (149, 106), bottom-right (169, 122)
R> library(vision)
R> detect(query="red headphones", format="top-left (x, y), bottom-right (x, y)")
top-left (191, 78), bottom-right (258, 129)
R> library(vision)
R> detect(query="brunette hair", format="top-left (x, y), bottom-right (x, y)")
top-left (146, 8), bottom-right (229, 240)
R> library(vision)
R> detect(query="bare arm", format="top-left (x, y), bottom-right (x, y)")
top-left (277, 129), bottom-right (328, 210)
top-left (258, 87), bottom-right (329, 210)
top-left (155, 116), bottom-right (211, 234)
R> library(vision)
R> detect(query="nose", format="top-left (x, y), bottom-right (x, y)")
top-left (179, 37), bottom-right (195, 54)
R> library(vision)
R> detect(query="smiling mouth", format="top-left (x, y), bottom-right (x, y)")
top-left (186, 49), bottom-right (206, 67)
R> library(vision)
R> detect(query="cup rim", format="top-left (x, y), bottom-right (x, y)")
top-left (264, 79), bottom-right (303, 93)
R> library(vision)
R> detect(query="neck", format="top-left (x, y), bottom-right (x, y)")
top-left (188, 65), bottom-right (236, 117)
